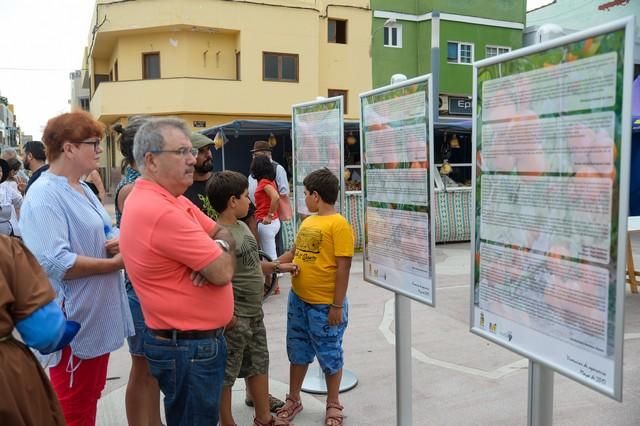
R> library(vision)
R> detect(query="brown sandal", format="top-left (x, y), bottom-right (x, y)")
top-left (325, 401), bottom-right (344, 426)
top-left (275, 394), bottom-right (303, 421)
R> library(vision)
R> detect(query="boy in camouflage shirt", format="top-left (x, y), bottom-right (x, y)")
top-left (207, 171), bottom-right (297, 426)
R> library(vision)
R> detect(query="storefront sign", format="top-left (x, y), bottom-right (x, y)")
top-left (448, 96), bottom-right (472, 115)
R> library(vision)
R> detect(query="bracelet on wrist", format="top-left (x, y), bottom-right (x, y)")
top-left (331, 303), bottom-right (343, 309)
top-left (274, 260), bottom-right (280, 274)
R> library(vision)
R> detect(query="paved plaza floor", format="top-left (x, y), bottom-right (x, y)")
top-left (96, 236), bottom-right (640, 425)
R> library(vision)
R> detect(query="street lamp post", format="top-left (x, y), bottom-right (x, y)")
top-left (369, 17), bottom-right (397, 57)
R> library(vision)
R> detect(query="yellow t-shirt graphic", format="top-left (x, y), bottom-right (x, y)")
top-left (295, 227), bottom-right (323, 263)
top-left (292, 214), bottom-right (354, 304)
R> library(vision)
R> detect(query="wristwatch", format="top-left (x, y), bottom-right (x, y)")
top-left (215, 239), bottom-right (230, 252)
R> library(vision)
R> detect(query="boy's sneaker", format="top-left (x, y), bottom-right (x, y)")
top-left (245, 394), bottom-right (285, 413)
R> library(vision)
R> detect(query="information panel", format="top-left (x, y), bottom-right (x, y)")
top-left (470, 18), bottom-right (634, 400)
top-left (360, 75), bottom-right (436, 305)
top-left (291, 97), bottom-right (344, 226)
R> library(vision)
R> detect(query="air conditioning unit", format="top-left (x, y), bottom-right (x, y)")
top-left (438, 95), bottom-right (448, 113)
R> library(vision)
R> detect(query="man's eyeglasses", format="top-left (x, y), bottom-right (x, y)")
top-left (149, 147), bottom-right (198, 157)
top-left (76, 137), bottom-right (101, 152)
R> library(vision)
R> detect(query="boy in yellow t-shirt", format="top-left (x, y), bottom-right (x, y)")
top-left (275, 168), bottom-right (354, 426)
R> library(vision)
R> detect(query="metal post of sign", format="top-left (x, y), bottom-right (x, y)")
top-left (301, 361), bottom-right (358, 394)
top-left (527, 360), bottom-right (554, 426)
top-left (395, 294), bottom-right (413, 426)
top-left (431, 10), bottom-right (440, 125)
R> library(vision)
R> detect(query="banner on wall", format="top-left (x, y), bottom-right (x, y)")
top-left (470, 17), bottom-right (635, 400)
top-left (291, 97), bottom-right (344, 228)
top-left (360, 75), bottom-right (436, 306)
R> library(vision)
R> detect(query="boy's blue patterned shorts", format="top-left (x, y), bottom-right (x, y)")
top-left (286, 290), bottom-right (348, 375)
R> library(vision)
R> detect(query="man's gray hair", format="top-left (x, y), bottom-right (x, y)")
top-left (1, 146), bottom-right (17, 159)
top-left (133, 117), bottom-right (191, 170)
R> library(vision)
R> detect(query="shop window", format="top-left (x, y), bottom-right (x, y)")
top-left (447, 42), bottom-right (473, 64)
top-left (328, 19), bottom-right (347, 44)
top-left (328, 89), bottom-right (348, 114)
top-left (435, 131), bottom-right (472, 189)
top-left (345, 165), bottom-right (361, 192)
top-left (143, 52), bottom-right (160, 79)
top-left (263, 52), bottom-right (299, 82)
top-left (486, 45), bottom-right (511, 58)
top-left (344, 131), bottom-right (361, 192)
top-left (384, 24), bottom-right (402, 48)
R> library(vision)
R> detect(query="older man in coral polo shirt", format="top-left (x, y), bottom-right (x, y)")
top-left (120, 117), bottom-right (235, 426)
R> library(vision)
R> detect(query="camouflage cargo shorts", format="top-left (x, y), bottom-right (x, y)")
top-left (223, 312), bottom-right (269, 387)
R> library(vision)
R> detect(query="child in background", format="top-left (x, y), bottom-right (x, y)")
top-left (207, 171), bottom-right (296, 426)
top-left (275, 168), bottom-right (354, 426)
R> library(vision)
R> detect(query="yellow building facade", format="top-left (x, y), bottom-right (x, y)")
top-left (85, 0), bottom-right (372, 190)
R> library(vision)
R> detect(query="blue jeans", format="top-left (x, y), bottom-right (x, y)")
top-left (126, 284), bottom-right (146, 356)
top-left (143, 330), bottom-right (227, 426)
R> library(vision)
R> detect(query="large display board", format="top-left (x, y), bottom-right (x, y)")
top-left (360, 75), bottom-right (436, 305)
top-left (470, 18), bottom-right (635, 400)
top-left (291, 97), bottom-right (344, 226)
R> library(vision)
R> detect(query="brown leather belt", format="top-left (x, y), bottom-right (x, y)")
top-left (149, 328), bottom-right (224, 340)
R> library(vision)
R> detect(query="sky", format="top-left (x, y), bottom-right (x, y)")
top-left (0, 0), bottom-right (553, 141)
top-left (0, 0), bottom-right (95, 140)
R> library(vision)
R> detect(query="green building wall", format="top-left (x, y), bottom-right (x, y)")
top-left (372, 18), bottom-right (421, 87)
top-left (371, 1), bottom-right (526, 96)
top-left (417, 21), bottom-right (432, 77)
top-left (372, 0), bottom-right (524, 20)
top-left (373, 0), bottom-right (417, 14)
top-left (439, 22), bottom-right (523, 94)
top-left (418, 0), bottom-right (525, 22)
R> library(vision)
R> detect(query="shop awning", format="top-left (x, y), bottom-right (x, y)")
top-left (200, 119), bottom-right (361, 139)
top-left (200, 118), bottom-right (472, 139)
